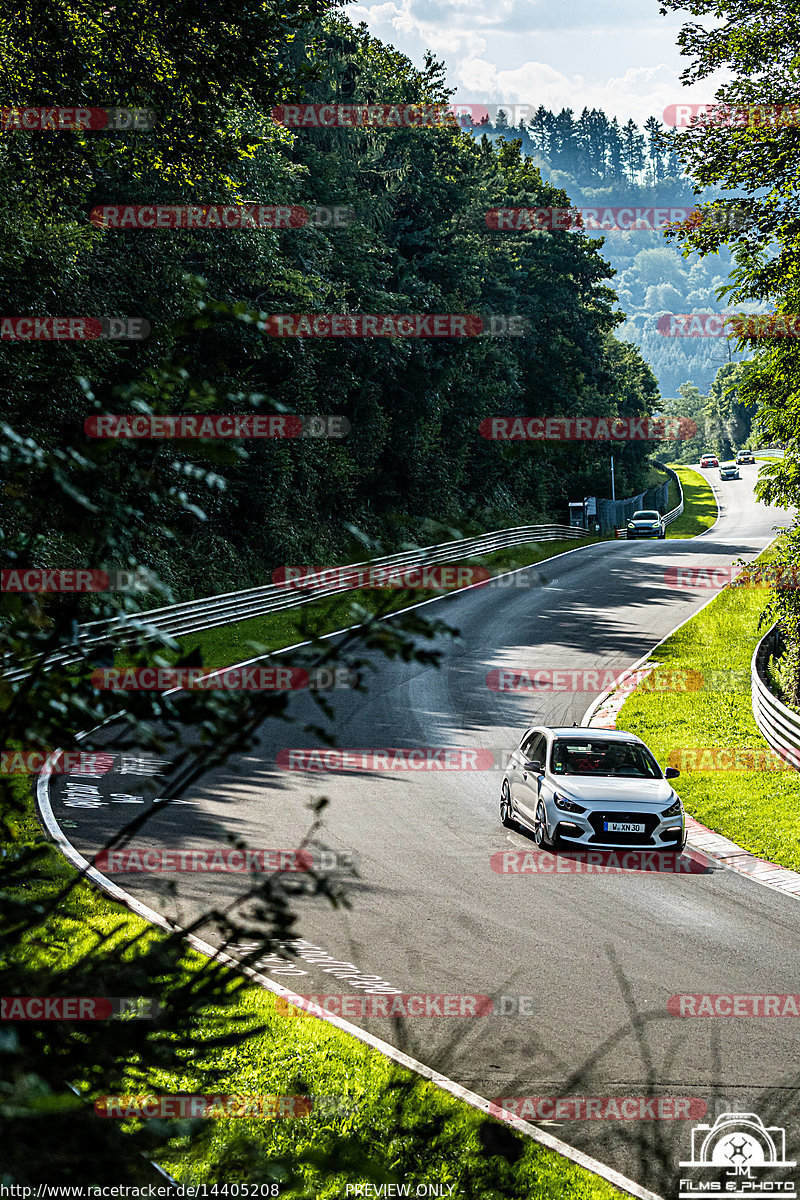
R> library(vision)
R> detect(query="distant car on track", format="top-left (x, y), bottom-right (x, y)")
top-left (719, 462), bottom-right (740, 480)
top-left (700, 453), bottom-right (718, 468)
top-left (736, 449), bottom-right (754, 464)
top-left (626, 509), bottom-right (666, 539)
top-left (500, 727), bottom-right (686, 852)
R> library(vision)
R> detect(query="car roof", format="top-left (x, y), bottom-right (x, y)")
top-left (529, 726), bottom-right (642, 742)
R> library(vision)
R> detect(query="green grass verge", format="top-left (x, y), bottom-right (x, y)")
top-left (663, 465), bottom-right (718, 539)
top-left (615, 536), bottom-right (800, 870)
top-left (9, 795), bottom-right (623, 1197)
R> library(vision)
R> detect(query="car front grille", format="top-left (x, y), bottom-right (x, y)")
top-left (587, 811), bottom-right (660, 845)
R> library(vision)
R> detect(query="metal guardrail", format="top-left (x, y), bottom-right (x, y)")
top-left (6, 522), bottom-right (590, 682)
top-left (752, 623), bottom-right (800, 768)
top-left (662, 464), bottom-right (685, 526)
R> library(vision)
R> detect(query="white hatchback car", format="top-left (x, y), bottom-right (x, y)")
top-left (500, 726), bottom-right (686, 851)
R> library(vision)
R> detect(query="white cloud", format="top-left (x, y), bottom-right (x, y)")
top-left (451, 62), bottom-right (710, 125)
top-left (346, 0), bottom-right (730, 127)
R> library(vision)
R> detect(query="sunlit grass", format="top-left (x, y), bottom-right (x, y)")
top-left (664, 465), bottom-right (717, 539)
top-left (617, 537), bottom-right (800, 869)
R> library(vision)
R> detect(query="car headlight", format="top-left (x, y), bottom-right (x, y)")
top-left (554, 792), bottom-right (586, 813)
top-left (627, 522), bottom-right (635, 529)
top-left (662, 796), bottom-right (683, 818)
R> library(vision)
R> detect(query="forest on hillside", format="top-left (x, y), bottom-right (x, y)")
top-left (1, 20), bottom-right (664, 609)
top-left (462, 106), bottom-right (757, 397)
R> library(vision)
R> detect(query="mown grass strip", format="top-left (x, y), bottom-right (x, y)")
top-left (663, 465), bottom-right (717, 539)
top-left (615, 537), bottom-right (800, 871)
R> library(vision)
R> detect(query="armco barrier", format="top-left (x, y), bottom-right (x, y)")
top-left (4, 523), bottom-right (589, 682)
top-left (662, 464), bottom-right (685, 526)
top-left (752, 623), bottom-right (800, 769)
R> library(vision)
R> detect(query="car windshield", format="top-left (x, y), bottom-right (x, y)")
top-left (550, 739), bottom-right (662, 778)
top-left (632, 511), bottom-right (659, 520)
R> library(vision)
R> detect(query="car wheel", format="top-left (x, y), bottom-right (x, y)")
top-left (500, 781), bottom-right (516, 829)
top-left (658, 529), bottom-right (666, 539)
top-left (533, 799), bottom-right (551, 848)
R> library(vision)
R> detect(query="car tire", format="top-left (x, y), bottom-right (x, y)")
top-left (533, 799), bottom-right (552, 848)
top-left (658, 529), bottom-right (665, 539)
top-left (500, 781), bottom-right (516, 830)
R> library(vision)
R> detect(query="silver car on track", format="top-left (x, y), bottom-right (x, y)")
top-left (499, 726), bottom-right (686, 851)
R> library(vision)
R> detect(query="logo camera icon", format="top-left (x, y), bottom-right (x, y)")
top-left (680, 1112), bottom-right (794, 1168)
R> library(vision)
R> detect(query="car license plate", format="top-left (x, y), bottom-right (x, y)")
top-left (604, 820), bottom-right (645, 833)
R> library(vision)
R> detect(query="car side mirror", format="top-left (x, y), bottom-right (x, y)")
top-left (664, 766), bottom-right (680, 779)
top-left (526, 759), bottom-right (543, 773)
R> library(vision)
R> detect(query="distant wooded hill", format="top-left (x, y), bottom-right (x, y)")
top-left (464, 107), bottom-right (752, 396)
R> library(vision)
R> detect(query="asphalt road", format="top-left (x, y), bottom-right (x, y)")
top-left (51, 463), bottom-right (800, 1194)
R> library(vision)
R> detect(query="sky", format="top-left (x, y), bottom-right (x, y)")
top-left (344, 0), bottom-right (727, 127)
